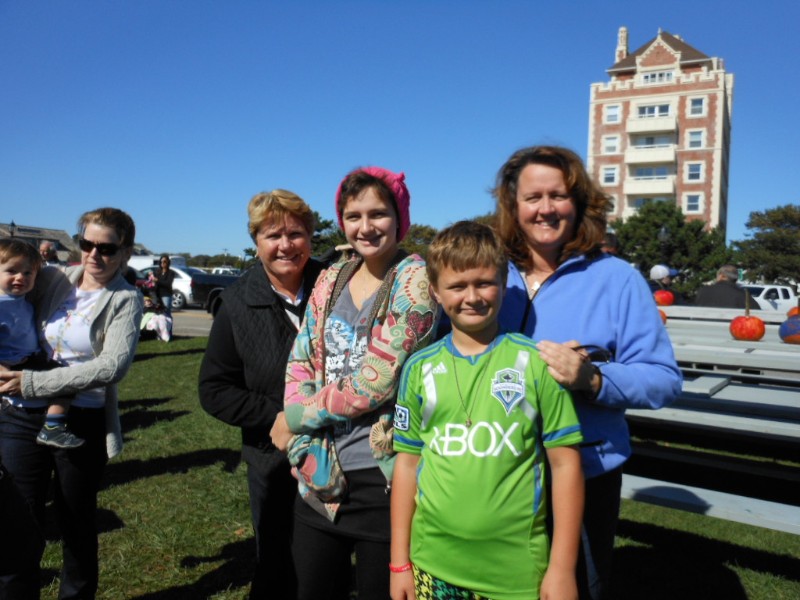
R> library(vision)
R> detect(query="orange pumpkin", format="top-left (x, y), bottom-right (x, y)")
top-left (654, 290), bottom-right (674, 306)
top-left (658, 309), bottom-right (667, 324)
top-left (730, 316), bottom-right (765, 341)
top-left (730, 290), bottom-right (765, 341)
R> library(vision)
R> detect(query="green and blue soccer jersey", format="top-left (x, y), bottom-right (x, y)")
top-left (394, 332), bottom-right (583, 600)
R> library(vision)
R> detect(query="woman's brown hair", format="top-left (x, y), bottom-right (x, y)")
top-left (493, 146), bottom-right (610, 269)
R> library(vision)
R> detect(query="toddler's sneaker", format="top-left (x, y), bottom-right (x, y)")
top-left (36, 424), bottom-right (85, 449)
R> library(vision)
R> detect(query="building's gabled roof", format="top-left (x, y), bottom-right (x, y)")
top-left (0, 222), bottom-right (77, 261)
top-left (609, 30), bottom-right (711, 72)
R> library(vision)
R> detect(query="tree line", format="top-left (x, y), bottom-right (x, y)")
top-left (183, 204), bottom-right (800, 301)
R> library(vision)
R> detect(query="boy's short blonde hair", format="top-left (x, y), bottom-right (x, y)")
top-left (426, 221), bottom-right (508, 286)
top-left (0, 239), bottom-right (42, 272)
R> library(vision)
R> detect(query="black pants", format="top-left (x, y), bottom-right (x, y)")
top-left (242, 445), bottom-right (297, 599)
top-left (0, 459), bottom-right (45, 600)
top-left (577, 466), bottom-right (623, 600)
top-left (0, 404), bottom-right (107, 600)
top-left (292, 468), bottom-right (390, 600)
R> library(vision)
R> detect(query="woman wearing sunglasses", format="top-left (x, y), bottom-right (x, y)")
top-left (0, 207), bottom-right (143, 599)
top-left (151, 254), bottom-right (175, 316)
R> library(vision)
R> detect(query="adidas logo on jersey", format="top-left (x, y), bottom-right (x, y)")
top-left (431, 362), bottom-right (448, 375)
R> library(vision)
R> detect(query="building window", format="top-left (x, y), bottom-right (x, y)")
top-left (602, 166), bottom-right (618, 185)
top-left (630, 196), bottom-right (673, 209)
top-left (687, 130), bottom-right (705, 149)
top-left (607, 195), bottom-right (617, 212)
top-left (604, 104), bottom-right (621, 124)
top-left (603, 135), bottom-right (620, 154)
top-left (637, 104), bottom-right (670, 118)
top-left (634, 166), bottom-right (671, 179)
top-left (641, 70), bottom-right (674, 85)
top-left (631, 134), bottom-right (673, 148)
top-left (688, 97), bottom-right (706, 117)
top-left (684, 193), bottom-right (704, 213)
top-left (686, 162), bottom-right (704, 182)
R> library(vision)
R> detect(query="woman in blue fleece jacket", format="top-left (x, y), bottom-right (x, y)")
top-left (494, 146), bottom-right (682, 600)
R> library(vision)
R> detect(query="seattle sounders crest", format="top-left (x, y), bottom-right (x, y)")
top-left (491, 368), bottom-right (525, 415)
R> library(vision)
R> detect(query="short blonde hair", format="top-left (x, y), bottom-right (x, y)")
top-left (426, 220), bottom-right (508, 287)
top-left (247, 189), bottom-right (316, 241)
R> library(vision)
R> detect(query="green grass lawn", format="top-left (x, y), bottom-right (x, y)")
top-left (35, 336), bottom-right (800, 599)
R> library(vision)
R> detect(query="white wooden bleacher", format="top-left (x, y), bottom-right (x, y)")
top-left (621, 475), bottom-right (800, 535)
top-left (621, 305), bottom-right (800, 534)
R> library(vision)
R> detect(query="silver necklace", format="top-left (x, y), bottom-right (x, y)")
top-left (450, 351), bottom-right (490, 428)
top-left (526, 269), bottom-right (553, 299)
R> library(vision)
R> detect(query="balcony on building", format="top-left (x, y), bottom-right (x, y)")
top-left (624, 143), bottom-right (676, 164)
top-left (626, 115), bottom-right (677, 134)
top-left (623, 174), bottom-right (676, 196)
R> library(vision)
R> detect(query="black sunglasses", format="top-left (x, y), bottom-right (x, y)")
top-left (78, 238), bottom-right (121, 256)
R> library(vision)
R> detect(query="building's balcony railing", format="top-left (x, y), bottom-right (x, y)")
top-left (623, 175), bottom-right (676, 196)
top-left (626, 115), bottom-right (677, 133)
top-left (625, 144), bottom-right (676, 164)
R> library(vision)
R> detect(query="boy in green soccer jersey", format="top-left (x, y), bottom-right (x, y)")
top-left (390, 221), bottom-right (584, 600)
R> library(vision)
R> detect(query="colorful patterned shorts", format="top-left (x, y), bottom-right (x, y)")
top-left (413, 565), bottom-right (489, 600)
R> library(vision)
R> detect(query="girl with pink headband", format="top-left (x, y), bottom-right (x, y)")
top-left (271, 166), bottom-right (438, 599)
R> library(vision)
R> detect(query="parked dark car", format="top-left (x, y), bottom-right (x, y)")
top-left (191, 270), bottom-right (240, 315)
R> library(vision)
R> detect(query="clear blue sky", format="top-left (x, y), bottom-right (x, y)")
top-left (3, 1), bottom-right (798, 258)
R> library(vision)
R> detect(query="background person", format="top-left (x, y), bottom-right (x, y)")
top-left (494, 146), bottom-right (682, 600)
top-left (271, 166), bottom-right (437, 600)
top-left (0, 207), bottom-right (143, 599)
top-left (648, 264), bottom-right (684, 304)
top-left (695, 265), bottom-right (754, 309)
top-left (199, 190), bottom-right (324, 598)
top-left (151, 254), bottom-right (175, 316)
top-left (39, 240), bottom-right (62, 267)
top-left (140, 296), bottom-right (173, 342)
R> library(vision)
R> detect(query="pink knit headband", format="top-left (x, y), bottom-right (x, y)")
top-left (335, 166), bottom-right (411, 241)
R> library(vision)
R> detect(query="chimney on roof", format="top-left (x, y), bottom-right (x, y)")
top-left (615, 26), bottom-right (628, 62)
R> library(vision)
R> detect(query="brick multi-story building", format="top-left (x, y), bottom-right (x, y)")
top-left (588, 27), bottom-right (734, 233)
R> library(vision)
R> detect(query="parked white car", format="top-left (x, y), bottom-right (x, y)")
top-left (741, 284), bottom-right (799, 313)
top-left (211, 266), bottom-right (240, 276)
top-left (129, 254), bottom-right (188, 271)
top-left (139, 265), bottom-right (204, 310)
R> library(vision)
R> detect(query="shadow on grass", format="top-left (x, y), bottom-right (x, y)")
top-left (120, 407), bottom-right (190, 435)
top-left (131, 539), bottom-right (253, 600)
top-left (102, 448), bottom-right (241, 489)
top-left (43, 507), bottom-right (124, 542)
top-left (612, 518), bottom-right (800, 599)
top-left (133, 347), bottom-right (206, 363)
top-left (121, 397), bottom-right (173, 410)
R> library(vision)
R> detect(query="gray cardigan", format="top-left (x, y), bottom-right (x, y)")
top-left (22, 266), bottom-right (144, 458)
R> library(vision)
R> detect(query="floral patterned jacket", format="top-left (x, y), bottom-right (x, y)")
top-left (284, 253), bottom-right (437, 518)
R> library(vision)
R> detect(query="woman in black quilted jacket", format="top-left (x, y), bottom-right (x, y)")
top-left (199, 189), bottom-right (323, 599)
